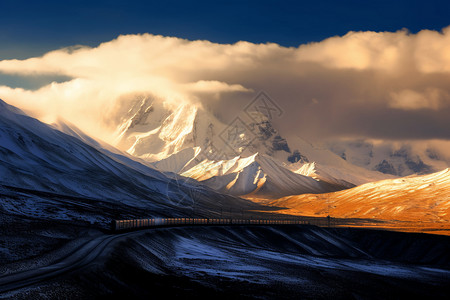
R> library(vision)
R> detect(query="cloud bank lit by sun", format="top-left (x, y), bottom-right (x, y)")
top-left (1, 27), bottom-right (450, 145)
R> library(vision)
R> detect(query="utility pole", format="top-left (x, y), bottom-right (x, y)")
top-left (326, 195), bottom-right (331, 227)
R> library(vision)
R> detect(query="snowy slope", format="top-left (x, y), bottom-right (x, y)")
top-left (271, 168), bottom-right (450, 224)
top-left (0, 99), bottom-right (258, 215)
top-left (0, 100), bottom-right (171, 207)
top-left (51, 118), bottom-right (168, 180)
top-left (151, 147), bottom-right (203, 174)
top-left (291, 162), bottom-right (372, 187)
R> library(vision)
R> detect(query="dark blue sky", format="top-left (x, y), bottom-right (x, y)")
top-left (0, 0), bottom-right (449, 59)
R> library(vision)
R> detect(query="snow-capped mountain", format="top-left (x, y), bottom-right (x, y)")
top-left (0, 99), bottom-right (257, 217)
top-left (180, 153), bottom-right (350, 198)
top-left (327, 139), bottom-right (450, 177)
top-left (113, 95), bottom-right (318, 163)
top-left (271, 168), bottom-right (450, 225)
top-left (112, 95), bottom-right (392, 198)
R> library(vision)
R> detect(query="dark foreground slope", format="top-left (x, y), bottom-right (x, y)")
top-left (2, 225), bottom-right (450, 299)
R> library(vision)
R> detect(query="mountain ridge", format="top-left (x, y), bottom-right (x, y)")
top-left (270, 168), bottom-right (450, 230)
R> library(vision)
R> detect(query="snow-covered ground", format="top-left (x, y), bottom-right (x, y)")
top-left (110, 226), bottom-right (450, 298)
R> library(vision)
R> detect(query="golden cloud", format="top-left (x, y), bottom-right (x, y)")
top-left (0, 27), bottom-right (450, 144)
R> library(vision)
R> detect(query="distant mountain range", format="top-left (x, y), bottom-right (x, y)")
top-left (326, 139), bottom-right (450, 177)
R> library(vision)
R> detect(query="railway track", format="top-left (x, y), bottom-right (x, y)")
top-left (113, 217), bottom-right (325, 231)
